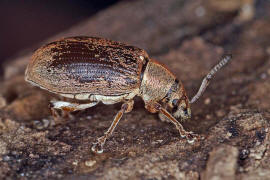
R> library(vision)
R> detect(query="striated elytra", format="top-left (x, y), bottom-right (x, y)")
top-left (25, 36), bottom-right (231, 153)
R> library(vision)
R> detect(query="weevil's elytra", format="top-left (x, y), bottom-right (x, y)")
top-left (26, 36), bottom-right (149, 96)
top-left (25, 36), bottom-right (232, 153)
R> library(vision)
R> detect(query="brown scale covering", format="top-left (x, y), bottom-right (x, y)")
top-left (25, 37), bottom-right (149, 95)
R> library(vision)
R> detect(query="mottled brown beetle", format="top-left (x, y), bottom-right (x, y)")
top-left (25, 36), bottom-right (231, 153)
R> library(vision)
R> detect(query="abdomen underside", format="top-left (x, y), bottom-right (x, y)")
top-left (60, 90), bottom-right (138, 103)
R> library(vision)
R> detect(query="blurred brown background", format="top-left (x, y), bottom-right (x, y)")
top-left (0, 0), bottom-right (119, 74)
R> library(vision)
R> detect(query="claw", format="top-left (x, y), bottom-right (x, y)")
top-left (91, 142), bottom-right (104, 154)
top-left (185, 131), bottom-right (198, 144)
top-left (91, 136), bottom-right (106, 154)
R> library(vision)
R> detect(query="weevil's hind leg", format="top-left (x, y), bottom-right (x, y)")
top-left (91, 100), bottom-right (134, 154)
top-left (152, 102), bottom-right (198, 144)
top-left (50, 103), bottom-right (71, 120)
top-left (50, 101), bottom-right (98, 123)
top-left (51, 101), bottom-right (98, 111)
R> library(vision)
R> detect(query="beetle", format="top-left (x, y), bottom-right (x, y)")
top-left (25, 36), bottom-right (231, 153)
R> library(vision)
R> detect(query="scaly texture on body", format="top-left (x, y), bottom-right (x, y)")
top-left (25, 36), bottom-right (149, 96)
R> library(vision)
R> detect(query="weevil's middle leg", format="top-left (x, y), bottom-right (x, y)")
top-left (151, 102), bottom-right (198, 143)
top-left (91, 100), bottom-right (134, 153)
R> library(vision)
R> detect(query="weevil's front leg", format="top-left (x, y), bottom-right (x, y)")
top-left (91, 100), bottom-right (134, 153)
top-left (148, 102), bottom-right (198, 143)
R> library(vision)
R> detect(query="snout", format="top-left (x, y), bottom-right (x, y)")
top-left (173, 107), bottom-right (191, 120)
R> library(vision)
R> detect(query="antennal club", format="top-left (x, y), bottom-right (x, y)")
top-left (190, 54), bottom-right (232, 104)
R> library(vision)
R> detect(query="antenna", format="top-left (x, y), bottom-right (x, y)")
top-left (190, 54), bottom-right (232, 104)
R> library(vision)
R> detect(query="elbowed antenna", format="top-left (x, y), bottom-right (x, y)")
top-left (190, 54), bottom-right (232, 104)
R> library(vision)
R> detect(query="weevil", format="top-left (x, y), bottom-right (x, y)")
top-left (25, 36), bottom-right (231, 153)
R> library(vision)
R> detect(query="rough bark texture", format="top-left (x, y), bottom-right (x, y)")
top-left (1, 0), bottom-right (270, 179)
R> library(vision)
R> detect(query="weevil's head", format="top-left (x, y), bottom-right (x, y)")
top-left (143, 55), bottom-right (232, 122)
top-left (164, 80), bottom-right (191, 120)
top-left (140, 59), bottom-right (191, 120)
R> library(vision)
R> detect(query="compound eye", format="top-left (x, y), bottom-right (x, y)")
top-left (172, 99), bottom-right (179, 107)
top-left (183, 108), bottom-right (189, 116)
